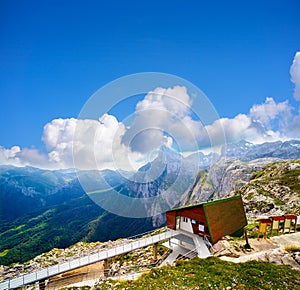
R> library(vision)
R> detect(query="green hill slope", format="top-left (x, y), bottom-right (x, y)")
top-left (96, 257), bottom-right (300, 290)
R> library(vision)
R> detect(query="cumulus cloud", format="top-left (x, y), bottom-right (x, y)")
top-left (122, 86), bottom-right (203, 152)
top-left (17, 148), bottom-right (48, 167)
top-left (249, 97), bottom-right (292, 131)
top-left (0, 146), bottom-right (21, 166)
top-left (44, 114), bottom-right (140, 170)
top-left (206, 114), bottom-right (252, 144)
top-left (0, 146), bottom-right (48, 168)
top-left (42, 118), bottom-right (77, 167)
top-left (290, 52), bottom-right (300, 100)
top-left (136, 86), bottom-right (191, 117)
top-left (0, 85), bottom-right (299, 170)
top-left (288, 109), bottom-right (300, 138)
top-left (203, 97), bottom-right (294, 145)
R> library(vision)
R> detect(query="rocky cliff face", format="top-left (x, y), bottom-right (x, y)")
top-left (131, 139), bottom-right (300, 219)
top-left (234, 160), bottom-right (300, 218)
top-left (180, 159), bottom-right (300, 218)
top-left (180, 158), bottom-right (277, 204)
top-left (223, 139), bottom-right (300, 161)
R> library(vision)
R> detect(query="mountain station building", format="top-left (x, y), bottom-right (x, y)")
top-left (166, 195), bottom-right (247, 244)
top-left (161, 196), bottom-right (247, 263)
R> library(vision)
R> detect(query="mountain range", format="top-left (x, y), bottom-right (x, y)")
top-left (1, 139), bottom-right (300, 265)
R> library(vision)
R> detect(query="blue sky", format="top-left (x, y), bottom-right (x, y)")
top-left (1, 0), bottom-right (300, 169)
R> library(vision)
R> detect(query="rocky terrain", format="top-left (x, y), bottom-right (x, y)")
top-left (224, 139), bottom-right (300, 161)
top-left (234, 160), bottom-right (300, 218)
top-left (1, 140), bottom-right (300, 288)
top-left (1, 139), bottom-right (300, 266)
top-left (212, 233), bottom-right (300, 270)
top-left (180, 159), bottom-right (300, 218)
top-left (2, 229), bottom-right (299, 289)
top-left (179, 157), bottom-right (276, 205)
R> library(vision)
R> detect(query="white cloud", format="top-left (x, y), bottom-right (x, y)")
top-left (42, 118), bottom-right (77, 167)
top-left (42, 118), bottom-right (77, 151)
top-left (0, 146), bottom-right (48, 168)
top-left (290, 51), bottom-right (300, 100)
top-left (249, 97), bottom-right (292, 130)
top-left (44, 115), bottom-right (139, 170)
top-left (206, 114), bottom-right (252, 144)
top-left (136, 86), bottom-right (191, 117)
top-left (0, 146), bottom-right (21, 166)
top-left (0, 87), bottom-right (299, 170)
top-left (40, 114), bottom-right (143, 171)
top-left (122, 86), bottom-right (203, 152)
top-left (288, 108), bottom-right (300, 138)
top-left (0, 114), bottom-right (150, 170)
top-left (122, 86), bottom-right (286, 153)
top-left (17, 148), bottom-right (48, 167)
top-left (203, 97), bottom-right (293, 145)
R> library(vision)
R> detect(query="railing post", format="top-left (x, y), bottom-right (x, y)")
top-left (153, 242), bottom-right (158, 261)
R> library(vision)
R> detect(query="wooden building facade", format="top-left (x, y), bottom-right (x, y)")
top-left (166, 196), bottom-right (247, 244)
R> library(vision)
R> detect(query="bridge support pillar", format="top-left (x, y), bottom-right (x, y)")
top-left (153, 242), bottom-right (158, 261)
top-left (39, 279), bottom-right (46, 290)
top-left (103, 259), bottom-right (110, 278)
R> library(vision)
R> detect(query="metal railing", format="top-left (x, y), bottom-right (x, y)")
top-left (203, 235), bottom-right (213, 249)
top-left (177, 248), bottom-right (198, 261)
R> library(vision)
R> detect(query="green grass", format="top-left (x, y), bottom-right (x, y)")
top-left (0, 249), bottom-right (9, 257)
top-left (285, 245), bottom-right (300, 253)
top-left (14, 224), bottom-right (25, 231)
top-left (252, 170), bottom-right (264, 179)
top-left (63, 257), bottom-right (300, 290)
top-left (279, 171), bottom-right (300, 193)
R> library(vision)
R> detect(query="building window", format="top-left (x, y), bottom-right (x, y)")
top-left (198, 222), bottom-right (205, 232)
top-left (183, 217), bottom-right (188, 223)
top-left (191, 219), bottom-right (197, 224)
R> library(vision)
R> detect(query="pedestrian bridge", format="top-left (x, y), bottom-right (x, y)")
top-left (0, 230), bottom-right (179, 290)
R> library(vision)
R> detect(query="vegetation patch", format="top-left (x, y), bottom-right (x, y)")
top-left (0, 249), bottom-right (9, 257)
top-left (62, 257), bottom-right (300, 290)
top-left (252, 170), bottom-right (264, 179)
top-left (285, 245), bottom-right (300, 253)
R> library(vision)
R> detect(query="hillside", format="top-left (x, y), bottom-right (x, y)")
top-left (97, 257), bottom-right (300, 290)
top-left (179, 158), bottom-right (280, 205)
top-left (1, 140), bottom-right (300, 267)
top-left (181, 159), bottom-right (300, 218)
top-left (235, 160), bottom-right (300, 218)
top-left (1, 228), bottom-right (299, 289)
top-left (0, 166), bottom-right (156, 265)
